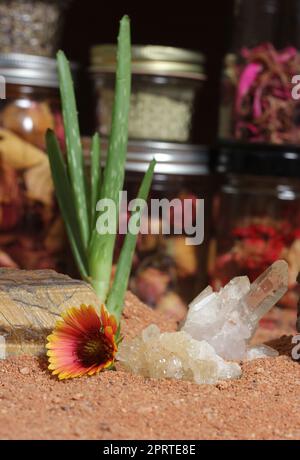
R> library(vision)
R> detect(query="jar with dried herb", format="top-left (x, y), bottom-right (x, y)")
top-left (210, 143), bottom-right (300, 310)
top-left (0, 53), bottom-right (70, 272)
top-left (107, 140), bottom-right (214, 322)
top-left (90, 45), bottom-right (206, 143)
top-left (0, 0), bottom-right (71, 57)
top-left (219, 0), bottom-right (300, 145)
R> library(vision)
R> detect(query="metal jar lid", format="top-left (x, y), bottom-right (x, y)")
top-left (217, 141), bottom-right (300, 178)
top-left (83, 138), bottom-right (211, 175)
top-left (0, 53), bottom-right (66, 88)
top-left (90, 45), bottom-right (206, 81)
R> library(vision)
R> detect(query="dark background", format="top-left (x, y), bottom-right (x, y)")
top-left (61, 0), bottom-right (235, 144)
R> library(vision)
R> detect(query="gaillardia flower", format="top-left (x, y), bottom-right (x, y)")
top-left (47, 304), bottom-right (118, 380)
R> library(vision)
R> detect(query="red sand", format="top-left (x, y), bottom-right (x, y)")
top-left (0, 294), bottom-right (299, 440)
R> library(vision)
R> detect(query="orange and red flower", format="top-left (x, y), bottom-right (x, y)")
top-left (47, 304), bottom-right (118, 380)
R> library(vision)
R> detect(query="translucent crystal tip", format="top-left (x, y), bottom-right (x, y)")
top-left (243, 259), bottom-right (289, 322)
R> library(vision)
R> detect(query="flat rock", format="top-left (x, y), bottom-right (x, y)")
top-left (0, 268), bottom-right (100, 356)
top-left (0, 269), bottom-right (178, 357)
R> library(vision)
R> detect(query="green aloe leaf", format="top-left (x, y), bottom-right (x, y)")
top-left (89, 16), bottom-right (131, 303)
top-left (57, 51), bottom-right (90, 250)
top-left (46, 129), bottom-right (88, 279)
top-left (90, 132), bottom-right (102, 230)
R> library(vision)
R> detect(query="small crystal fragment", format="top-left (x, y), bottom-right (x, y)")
top-left (246, 345), bottom-right (279, 361)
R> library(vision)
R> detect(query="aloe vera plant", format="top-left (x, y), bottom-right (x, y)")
top-left (46, 15), bottom-right (156, 324)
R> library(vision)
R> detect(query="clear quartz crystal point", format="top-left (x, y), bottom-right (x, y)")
top-left (182, 276), bottom-right (251, 345)
top-left (240, 260), bottom-right (289, 334)
top-left (188, 286), bottom-right (213, 310)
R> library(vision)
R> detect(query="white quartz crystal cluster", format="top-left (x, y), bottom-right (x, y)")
top-left (117, 325), bottom-right (242, 384)
top-left (117, 260), bottom-right (288, 385)
top-left (182, 260), bottom-right (288, 361)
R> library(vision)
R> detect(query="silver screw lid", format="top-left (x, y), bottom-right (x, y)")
top-left (0, 53), bottom-right (76, 88)
top-left (83, 138), bottom-right (211, 175)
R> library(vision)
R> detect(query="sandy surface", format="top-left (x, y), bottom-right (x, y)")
top-left (0, 294), bottom-right (299, 440)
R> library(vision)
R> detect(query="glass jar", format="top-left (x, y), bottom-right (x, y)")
top-left (0, 53), bottom-right (69, 273)
top-left (0, 0), bottom-right (71, 57)
top-left (90, 45), bottom-right (206, 143)
top-left (210, 143), bottom-right (300, 310)
top-left (119, 141), bottom-right (213, 322)
top-left (219, 0), bottom-right (300, 145)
